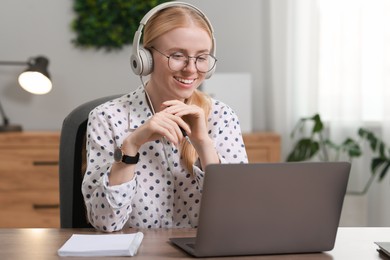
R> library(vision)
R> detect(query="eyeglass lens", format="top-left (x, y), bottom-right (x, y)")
top-left (168, 53), bottom-right (216, 73)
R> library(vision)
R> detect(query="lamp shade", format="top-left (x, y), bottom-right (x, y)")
top-left (18, 56), bottom-right (52, 95)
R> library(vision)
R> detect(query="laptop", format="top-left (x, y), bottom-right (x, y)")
top-left (170, 162), bottom-right (351, 257)
top-left (375, 242), bottom-right (390, 257)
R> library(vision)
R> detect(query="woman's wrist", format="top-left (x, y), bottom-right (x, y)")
top-left (121, 135), bottom-right (140, 156)
top-left (193, 137), bottom-right (219, 166)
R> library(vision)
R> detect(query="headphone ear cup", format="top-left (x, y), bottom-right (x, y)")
top-left (139, 48), bottom-right (153, 76)
top-left (130, 47), bottom-right (153, 76)
top-left (130, 53), bottom-right (141, 75)
top-left (205, 65), bottom-right (216, 79)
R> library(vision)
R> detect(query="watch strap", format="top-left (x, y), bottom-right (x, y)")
top-left (121, 152), bottom-right (140, 164)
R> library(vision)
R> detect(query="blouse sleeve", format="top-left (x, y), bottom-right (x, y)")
top-left (82, 105), bottom-right (136, 232)
top-left (208, 99), bottom-right (248, 164)
top-left (191, 99), bottom-right (248, 187)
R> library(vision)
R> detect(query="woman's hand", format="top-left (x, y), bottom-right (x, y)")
top-left (161, 100), bottom-right (220, 168)
top-left (125, 109), bottom-right (191, 148)
top-left (161, 100), bottom-right (209, 144)
top-left (110, 109), bottom-right (192, 186)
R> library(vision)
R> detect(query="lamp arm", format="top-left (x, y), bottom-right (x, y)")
top-left (0, 99), bottom-right (22, 132)
top-left (0, 61), bottom-right (28, 66)
top-left (0, 61), bottom-right (28, 127)
top-left (0, 61), bottom-right (27, 129)
top-left (0, 100), bottom-right (10, 126)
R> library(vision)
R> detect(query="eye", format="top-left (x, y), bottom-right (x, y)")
top-left (170, 52), bottom-right (186, 60)
top-left (196, 55), bottom-right (208, 62)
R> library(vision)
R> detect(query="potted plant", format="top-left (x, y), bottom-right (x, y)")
top-left (287, 114), bottom-right (390, 194)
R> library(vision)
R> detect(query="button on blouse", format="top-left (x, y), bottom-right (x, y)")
top-left (82, 85), bottom-right (248, 232)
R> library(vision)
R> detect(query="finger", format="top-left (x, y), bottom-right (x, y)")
top-left (151, 111), bottom-right (192, 143)
top-left (164, 115), bottom-right (190, 141)
top-left (162, 100), bottom-right (183, 108)
top-left (157, 110), bottom-right (193, 138)
top-left (161, 100), bottom-right (192, 114)
top-left (153, 119), bottom-right (181, 145)
top-left (162, 105), bottom-right (186, 115)
top-left (166, 113), bottom-right (191, 135)
top-left (176, 119), bottom-right (191, 135)
top-left (164, 103), bottom-right (202, 118)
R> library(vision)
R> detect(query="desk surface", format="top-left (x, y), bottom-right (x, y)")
top-left (0, 227), bottom-right (388, 259)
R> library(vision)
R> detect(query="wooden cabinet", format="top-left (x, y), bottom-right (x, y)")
top-left (243, 132), bottom-right (281, 163)
top-left (0, 132), bottom-right (60, 228)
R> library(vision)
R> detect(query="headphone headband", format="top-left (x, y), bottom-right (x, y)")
top-left (130, 1), bottom-right (216, 78)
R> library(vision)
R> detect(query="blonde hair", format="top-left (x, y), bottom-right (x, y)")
top-left (182, 90), bottom-right (211, 171)
top-left (143, 6), bottom-right (213, 172)
top-left (143, 6), bottom-right (212, 50)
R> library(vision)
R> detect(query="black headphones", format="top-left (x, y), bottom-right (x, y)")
top-left (130, 1), bottom-right (217, 79)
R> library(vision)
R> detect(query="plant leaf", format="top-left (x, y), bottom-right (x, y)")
top-left (311, 114), bottom-right (324, 134)
top-left (342, 138), bottom-right (362, 157)
top-left (286, 139), bottom-right (319, 162)
top-left (359, 128), bottom-right (378, 151)
top-left (371, 157), bottom-right (386, 174)
top-left (379, 142), bottom-right (386, 157)
top-left (379, 161), bottom-right (390, 181)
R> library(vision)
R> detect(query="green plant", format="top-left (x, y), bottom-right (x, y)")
top-left (287, 114), bottom-right (390, 194)
top-left (71, 0), bottom-right (168, 51)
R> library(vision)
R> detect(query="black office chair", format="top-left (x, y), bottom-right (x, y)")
top-left (59, 94), bottom-right (122, 228)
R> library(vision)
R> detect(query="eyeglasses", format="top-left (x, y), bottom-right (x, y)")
top-left (151, 47), bottom-right (217, 73)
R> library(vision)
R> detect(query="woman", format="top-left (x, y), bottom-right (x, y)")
top-left (82, 2), bottom-right (248, 232)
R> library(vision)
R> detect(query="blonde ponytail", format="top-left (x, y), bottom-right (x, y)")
top-left (181, 89), bottom-right (211, 172)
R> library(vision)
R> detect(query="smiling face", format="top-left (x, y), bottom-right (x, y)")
top-left (146, 25), bottom-right (212, 104)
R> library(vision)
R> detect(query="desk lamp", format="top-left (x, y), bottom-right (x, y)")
top-left (0, 56), bottom-right (52, 132)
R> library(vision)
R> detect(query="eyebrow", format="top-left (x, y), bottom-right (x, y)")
top-left (166, 48), bottom-right (211, 55)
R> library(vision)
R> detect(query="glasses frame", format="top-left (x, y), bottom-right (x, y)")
top-left (151, 46), bottom-right (217, 73)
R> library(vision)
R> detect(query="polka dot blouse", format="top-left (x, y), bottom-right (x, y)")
top-left (82, 85), bottom-right (248, 232)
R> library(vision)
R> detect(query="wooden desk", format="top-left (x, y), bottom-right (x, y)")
top-left (0, 227), bottom-right (388, 259)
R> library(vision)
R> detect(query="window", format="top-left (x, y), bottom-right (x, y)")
top-left (317, 0), bottom-right (390, 122)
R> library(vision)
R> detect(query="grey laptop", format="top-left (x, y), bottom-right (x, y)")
top-left (375, 242), bottom-right (390, 257)
top-left (170, 162), bottom-right (351, 257)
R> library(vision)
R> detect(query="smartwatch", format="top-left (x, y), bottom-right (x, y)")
top-left (113, 148), bottom-right (140, 164)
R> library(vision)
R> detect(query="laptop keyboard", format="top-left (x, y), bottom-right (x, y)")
top-left (186, 243), bottom-right (195, 249)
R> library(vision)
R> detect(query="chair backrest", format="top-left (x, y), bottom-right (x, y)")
top-left (59, 94), bottom-right (122, 228)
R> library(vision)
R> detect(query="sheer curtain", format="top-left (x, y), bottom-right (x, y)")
top-left (266, 0), bottom-right (390, 226)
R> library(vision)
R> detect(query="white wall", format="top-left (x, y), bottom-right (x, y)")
top-left (0, 0), bottom-right (267, 131)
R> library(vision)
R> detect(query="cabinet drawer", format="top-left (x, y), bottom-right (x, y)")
top-left (0, 190), bottom-right (59, 228)
top-left (0, 168), bottom-right (58, 192)
top-left (243, 132), bottom-right (281, 163)
top-left (0, 149), bottom-right (58, 170)
top-left (0, 150), bottom-right (58, 192)
top-left (245, 147), bottom-right (270, 162)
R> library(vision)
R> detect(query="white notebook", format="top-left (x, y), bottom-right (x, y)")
top-left (58, 232), bottom-right (144, 257)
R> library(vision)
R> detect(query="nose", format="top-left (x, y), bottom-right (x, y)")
top-left (183, 57), bottom-right (197, 73)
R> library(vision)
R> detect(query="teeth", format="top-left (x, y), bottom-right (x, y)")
top-left (176, 77), bottom-right (195, 84)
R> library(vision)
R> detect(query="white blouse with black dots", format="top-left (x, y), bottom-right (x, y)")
top-left (82, 85), bottom-right (248, 232)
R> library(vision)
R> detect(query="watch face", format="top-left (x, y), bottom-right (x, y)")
top-left (113, 148), bottom-right (123, 162)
